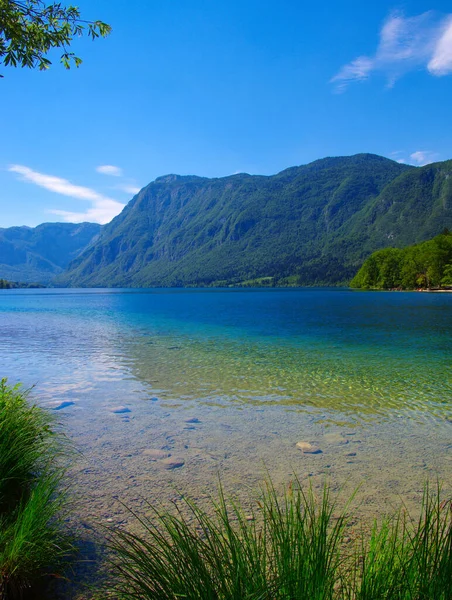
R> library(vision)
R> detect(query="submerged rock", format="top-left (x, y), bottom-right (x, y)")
top-left (296, 441), bottom-right (322, 454)
top-left (159, 457), bottom-right (185, 470)
top-left (323, 433), bottom-right (349, 445)
top-left (142, 449), bottom-right (170, 460)
top-left (47, 400), bottom-right (75, 410)
top-left (110, 406), bottom-right (131, 414)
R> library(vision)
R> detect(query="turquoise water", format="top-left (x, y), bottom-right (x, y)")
top-left (0, 287), bottom-right (451, 522)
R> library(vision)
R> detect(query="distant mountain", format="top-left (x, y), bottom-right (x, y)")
top-left (54, 154), bottom-right (452, 287)
top-left (0, 222), bottom-right (101, 284)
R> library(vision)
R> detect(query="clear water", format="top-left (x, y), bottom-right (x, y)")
top-left (1, 287), bottom-right (451, 525)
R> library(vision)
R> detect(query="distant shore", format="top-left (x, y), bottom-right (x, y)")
top-left (417, 288), bottom-right (452, 293)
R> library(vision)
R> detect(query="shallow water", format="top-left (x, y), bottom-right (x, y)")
top-left (1, 287), bottom-right (451, 528)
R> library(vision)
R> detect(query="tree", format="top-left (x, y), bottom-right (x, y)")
top-left (0, 0), bottom-right (111, 76)
top-left (351, 233), bottom-right (452, 290)
top-left (441, 264), bottom-right (452, 286)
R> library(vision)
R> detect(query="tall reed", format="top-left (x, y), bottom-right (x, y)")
top-left (0, 379), bottom-right (73, 599)
top-left (348, 484), bottom-right (452, 600)
top-left (107, 479), bottom-right (452, 600)
top-left (107, 478), bottom-right (351, 599)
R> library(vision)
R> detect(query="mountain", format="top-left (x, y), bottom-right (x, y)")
top-left (0, 222), bottom-right (102, 284)
top-left (56, 154), bottom-right (452, 287)
top-left (328, 159), bottom-right (452, 256)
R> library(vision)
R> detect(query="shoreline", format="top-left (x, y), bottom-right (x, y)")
top-left (418, 287), bottom-right (452, 292)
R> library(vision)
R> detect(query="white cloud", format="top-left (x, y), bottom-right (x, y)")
top-left (428, 17), bottom-right (452, 75)
top-left (332, 11), bottom-right (452, 91)
top-left (47, 202), bottom-right (122, 224)
top-left (96, 165), bottom-right (141, 196)
top-left (117, 184), bottom-right (141, 195)
top-left (389, 150), bottom-right (439, 166)
top-left (331, 56), bottom-right (375, 92)
top-left (9, 164), bottom-right (125, 224)
top-left (409, 150), bottom-right (438, 166)
top-left (96, 164), bottom-right (123, 177)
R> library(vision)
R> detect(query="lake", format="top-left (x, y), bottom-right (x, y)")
top-left (1, 287), bottom-right (451, 527)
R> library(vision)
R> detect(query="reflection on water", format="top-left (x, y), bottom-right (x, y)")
top-left (0, 287), bottom-right (451, 526)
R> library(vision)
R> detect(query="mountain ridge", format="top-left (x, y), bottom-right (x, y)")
top-left (5, 153), bottom-right (452, 288)
top-left (0, 222), bottom-right (102, 284)
top-left (57, 154), bottom-right (423, 287)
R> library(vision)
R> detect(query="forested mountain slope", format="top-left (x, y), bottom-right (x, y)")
top-left (329, 160), bottom-right (452, 257)
top-left (56, 154), bottom-right (452, 287)
top-left (0, 222), bottom-right (101, 284)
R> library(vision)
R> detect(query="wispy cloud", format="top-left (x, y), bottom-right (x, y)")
top-left (96, 164), bottom-right (123, 177)
top-left (117, 184), bottom-right (141, 195)
top-left (428, 17), bottom-right (452, 75)
top-left (96, 164), bottom-right (141, 196)
top-left (48, 205), bottom-right (122, 224)
top-left (8, 164), bottom-right (125, 224)
top-left (332, 57), bottom-right (374, 86)
top-left (409, 150), bottom-right (439, 166)
top-left (389, 150), bottom-right (439, 166)
top-left (332, 11), bottom-right (452, 91)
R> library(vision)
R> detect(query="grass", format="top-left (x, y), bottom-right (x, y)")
top-left (0, 379), bottom-right (74, 599)
top-left (349, 484), bottom-right (452, 599)
top-left (106, 479), bottom-right (351, 599)
top-left (106, 480), bottom-right (452, 600)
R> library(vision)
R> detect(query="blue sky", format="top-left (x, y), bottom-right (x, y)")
top-left (1, 0), bottom-right (452, 227)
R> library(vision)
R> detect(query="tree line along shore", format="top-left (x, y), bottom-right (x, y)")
top-left (350, 231), bottom-right (452, 291)
top-left (0, 279), bottom-right (45, 289)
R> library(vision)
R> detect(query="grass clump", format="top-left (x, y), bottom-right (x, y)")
top-left (107, 480), bottom-right (452, 600)
top-left (107, 479), bottom-right (350, 599)
top-left (0, 379), bottom-right (73, 599)
top-left (349, 485), bottom-right (452, 599)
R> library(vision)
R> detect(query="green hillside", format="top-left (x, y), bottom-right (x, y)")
top-left (330, 160), bottom-right (452, 252)
top-left (57, 154), bottom-right (428, 287)
top-left (350, 231), bottom-right (452, 290)
top-left (0, 222), bottom-right (101, 284)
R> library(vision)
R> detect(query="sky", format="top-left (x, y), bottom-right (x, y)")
top-left (1, 0), bottom-right (452, 227)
